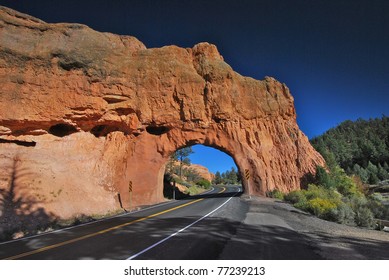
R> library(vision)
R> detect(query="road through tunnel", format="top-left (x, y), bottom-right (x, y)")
top-left (163, 144), bottom-right (246, 199)
top-left (118, 127), bottom-right (263, 210)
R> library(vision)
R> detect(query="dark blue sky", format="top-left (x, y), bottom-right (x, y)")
top-left (1, 0), bottom-right (388, 173)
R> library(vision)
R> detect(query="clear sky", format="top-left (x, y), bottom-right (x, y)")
top-left (190, 145), bottom-right (237, 174)
top-left (1, 0), bottom-right (388, 173)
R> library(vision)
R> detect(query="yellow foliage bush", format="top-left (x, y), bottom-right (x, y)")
top-left (307, 197), bottom-right (338, 218)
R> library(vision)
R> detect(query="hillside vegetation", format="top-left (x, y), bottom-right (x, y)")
top-left (271, 116), bottom-right (389, 229)
top-left (311, 116), bottom-right (389, 184)
top-left (213, 167), bottom-right (241, 185)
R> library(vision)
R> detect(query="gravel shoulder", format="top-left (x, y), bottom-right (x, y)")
top-left (219, 195), bottom-right (389, 260)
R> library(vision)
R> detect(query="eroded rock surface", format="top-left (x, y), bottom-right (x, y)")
top-left (0, 6), bottom-right (324, 227)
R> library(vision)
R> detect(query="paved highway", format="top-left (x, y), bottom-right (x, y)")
top-left (0, 186), bottom-right (243, 260)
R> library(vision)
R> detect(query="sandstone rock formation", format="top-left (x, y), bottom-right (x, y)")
top-left (0, 6), bottom-right (325, 229)
top-left (187, 164), bottom-right (214, 183)
top-left (168, 160), bottom-right (214, 183)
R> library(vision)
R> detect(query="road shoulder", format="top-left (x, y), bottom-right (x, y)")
top-left (219, 195), bottom-right (389, 259)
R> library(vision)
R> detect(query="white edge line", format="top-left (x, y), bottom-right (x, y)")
top-left (0, 187), bottom-right (215, 246)
top-left (126, 190), bottom-right (239, 260)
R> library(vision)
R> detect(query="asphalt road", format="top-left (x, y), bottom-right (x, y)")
top-left (1, 184), bottom-right (386, 260)
top-left (0, 186), bottom-right (245, 260)
top-left (0, 184), bottom-right (328, 260)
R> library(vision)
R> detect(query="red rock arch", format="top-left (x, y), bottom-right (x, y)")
top-left (0, 7), bottom-right (325, 218)
top-left (120, 127), bottom-right (258, 209)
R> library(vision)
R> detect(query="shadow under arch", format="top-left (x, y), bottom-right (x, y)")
top-left (178, 187), bottom-right (244, 200)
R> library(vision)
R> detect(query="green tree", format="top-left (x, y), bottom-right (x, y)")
top-left (227, 167), bottom-right (238, 184)
top-left (377, 164), bottom-right (389, 180)
top-left (221, 170), bottom-right (228, 182)
top-left (171, 147), bottom-right (194, 178)
top-left (352, 164), bottom-right (369, 183)
top-left (319, 149), bottom-right (338, 172)
top-left (215, 167), bottom-right (240, 184)
top-left (332, 167), bottom-right (359, 197)
top-left (213, 171), bottom-right (222, 185)
top-left (366, 161), bottom-right (379, 184)
top-left (310, 116), bottom-right (389, 179)
top-left (315, 166), bottom-right (333, 189)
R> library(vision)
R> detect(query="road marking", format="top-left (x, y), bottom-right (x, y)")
top-left (4, 197), bottom-right (208, 260)
top-left (0, 187), bottom-right (215, 246)
top-left (127, 188), bottom-right (237, 260)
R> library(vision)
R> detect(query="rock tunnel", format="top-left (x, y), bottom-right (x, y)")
top-left (0, 6), bottom-right (325, 220)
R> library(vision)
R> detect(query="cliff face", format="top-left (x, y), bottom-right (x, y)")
top-left (187, 164), bottom-right (214, 183)
top-left (0, 6), bottom-right (325, 223)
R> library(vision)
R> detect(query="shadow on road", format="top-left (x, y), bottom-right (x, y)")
top-left (305, 231), bottom-right (389, 259)
top-left (3, 201), bottom-right (388, 260)
top-left (180, 190), bottom-right (244, 200)
top-left (104, 216), bottom-right (389, 260)
top-left (118, 216), bottom-right (323, 260)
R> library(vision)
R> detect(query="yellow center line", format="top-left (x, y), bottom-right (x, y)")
top-left (5, 187), bottom-right (226, 260)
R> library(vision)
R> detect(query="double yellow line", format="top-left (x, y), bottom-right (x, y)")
top-left (4, 187), bottom-right (226, 260)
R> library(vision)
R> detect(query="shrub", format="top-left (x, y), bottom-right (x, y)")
top-left (351, 196), bottom-right (375, 228)
top-left (367, 193), bottom-right (388, 220)
top-left (284, 183), bottom-right (379, 228)
top-left (187, 186), bottom-right (202, 195)
top-left (294, 198), bottom-right (309, 211)
top-left (303, 184), bottom-right (341, 202)
top-left (268, 189), bottom-right (284, 200)
top-left (303, 184), bottom-right (327, 200)
top-left (174, 177), bottom-right (192, 188)
top-left (334, 168), bottom-right (360, 197)
top-left (306, 197), bottom-right (338, 220)
top-left (354, 206), bottom-right (375, 228)
top-left (334, 203), bottom-right (355, 225)
top-left (284, 190), bottom-right (306, 204)
top-left (303, 184), bottom-right (328, 200)
top-left (195, 178), bottom-right (211, 189)
top-left (351, 175), bottom-right (369, 195)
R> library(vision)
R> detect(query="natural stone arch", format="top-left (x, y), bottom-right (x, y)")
top-left (118, 114), bottom-right (321, 209)
top-left (120, 126), bottom-right (258, 208)
top-left (0, 7), bottom-right (325, 219)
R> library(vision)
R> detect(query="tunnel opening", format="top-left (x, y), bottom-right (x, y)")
top-left (163, 144), bottom-right (243, 200)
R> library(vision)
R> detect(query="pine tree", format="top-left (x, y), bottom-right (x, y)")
top-left (352, 163), bottom-right (369, 183)
top-left (310, 116), bottom-right (389, 174)
top-left (366, 161), bottom-right (379, 184)
top-left (227, 167), bottom-right (238, 184)
top-left (377, 164), bottom-right (389, 181)
top-left (315, 165), bottom-right (333, 189)
top-left (213, 171), bottom-right (222, 185)
top-left (171, 147), bottom-right (193, 178)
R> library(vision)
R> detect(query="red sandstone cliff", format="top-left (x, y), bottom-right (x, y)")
top-left (0, 6), bottom-right (325, 228)
top-left (188, 164), bottom-right (214, 182)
